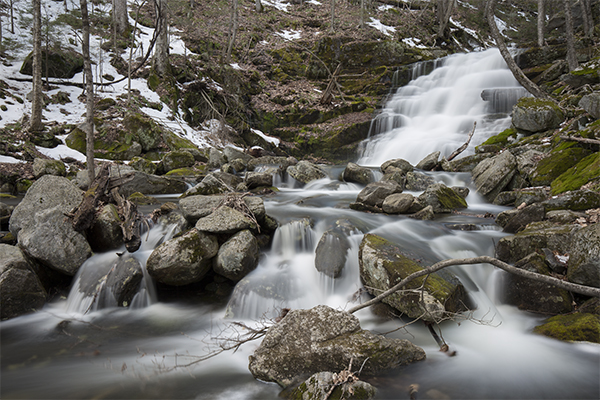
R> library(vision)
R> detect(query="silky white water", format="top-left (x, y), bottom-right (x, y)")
top-left (1, 50), bottom-right (598, 400)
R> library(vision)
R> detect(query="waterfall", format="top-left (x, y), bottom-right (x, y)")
top-left (359, 48), bottom-right (529, 166)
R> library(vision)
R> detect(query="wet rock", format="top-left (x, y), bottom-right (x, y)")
top-left (287, 160), bottom-right (327, 184)
top-left (380, 158), bottom-right (413, 175)
top-left (195, 206), bottom-right (258, 234)
top-left (501, 253), bottom-right (572, 315)
top-left (512, 97), bottom-right (565, 133)
top-left (161, 150), bottom-right (196, 173)
top-left (533, 313), bottom-right (600, 343)
top-left (342, 162), bottom-right (375, 185)
top-left (127, 192), bottom-right (159, 206)
top-left (247, 155), bottom-right (297, 172)
top-left (315, 230), bottom-right (351, 278)
top-left (356, 181), bottom-right (403, 208)
top-left (179, 194), bottom-right (265, 224)
top-left (579, 92), bottom-right (600, 119)
top-left (382, 193), bottom-right (414, 214)
top-left (417, 183), bottom-right (467, 213)
top-left (213, 230), bottom-right (259, 281)
top-left (146, 228), bottom-right (218, 286)
top-left (290, 371), bottom-right (376, 400)
top-left (359, 234), bottom-right (469, 322)
top-left (542, 248), bottom-right (568, 274)
top-left (87, 203), bottom-right (124, 252)
top-left (404, 171), bottom-right (435, 191)
top-left (409, 205), bottom-right (434, 220)
top-left (567, 224), bottom-right (600, 288)
top-left (129, 156), bottom-right (157, 175)
top-left (472, 150), bottom-right (517, 202)
top-left (248, 305), bottom-right (426, 387)
top-left (183, 173), bottom-right (234, 197)
top-left (380, 167), bottom-right (407, 187)
top-left (541, 189), bottom-right (600, 211)
top-left (0, 244), bottom-right (47, 320)
top-left (502, 203), bottom-right (546, 233)
top-left (415, 151), bottom-right (440, 171)
top-left (105, 256), bottom-right (144, 307)
top-left (495, 209), bottom-right (519, 228)
top-left (32, 158), bottom-right (66, 178)
top-left (244, 171), bottom-right (273, 189)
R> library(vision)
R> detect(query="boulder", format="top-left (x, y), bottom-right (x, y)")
top-left (314, 230), bottom-right (351, 278)
top-left (248, 305), bottom-right (426, 387)
top-left (380, 167), bottom-right (407, 187)
top-left (417, 183), bottom-right (467, 213)
top-left (129, 156), bottom-right (157, 175)
top-left (287, 161), bottom-right (327, 184)
top-left (415, 151), bottom-right (440, 171)
top-left (382, 193), bottom-right (415, 214)
top-left (550, 153), bottom-right (600, 195)
top-left (0, 244), bottom-right (47, 320)
top-left (579, 92), bottom-right (600, 119)
top-left (211, 171), bottom-right (244, 188)
top-left (208, 147), bottom-right (226, 169)
top-left (514, 188), bottom-right (549, 207)
top-left (516, 149), bottom-right (545, 179)
top-left (501, 253), bottom-right (572, 315)
top-left (404, 171), bottom-right (435, 191)
top-left (502, 203), bottom-right (546, 233)
top-left (213, 230), bottom-right (259, 281)
top-left (530, 147), bottom-right (591, 187)
top-left (87, 203), bottom-right (124, 251)
top-left (471, 150), bottom-right (517, 202)
top-left (146, 229), bottom-right (218, 286)
top-left (161, 150), bottom-right (196, 173)
top-left (127, 192), bottom-right (159, 206)
top-left (567, 224), bottom-right (600, 288)
top-left (359, 234), bottom-right (469, 322)
top-left (409, 205), bottom-right (434, 220)
top-left (341, 163), bottom-right (375, 185)
top-left (223, 146), bottom-right (253, 166)
top-left (115, 171), bottom-right (188, 197)
top-left (247, 156), bottom-right (297, 172)
top-left (104, 256), bottom-right (145, 307)
top-left (511, 97), bottom-right (565, 133)
top-left (290, 372), bottom-right (376, 400)
top-left (183, 173), bottom-right (234, 197)
top-left (533, 313), bottom-right (600, 343)
top-left (355, 181), bottom-right (403, 208)
top-left (244, 171), bottom-right (273, 189)
top-left (32, 158), bottom-right (66, 178)
top-left (380, 159), bottom-right (413, 175)
top-left (496, 222), bottom-right (579, 264)
top-left (20, 48), bottom-right (83, 78)
top-left (195, 206), bottom-right (258, 234)
top-left (541, 189), bottom-right (600, 211)
top-left (179, 194), bottom-right (266, 224)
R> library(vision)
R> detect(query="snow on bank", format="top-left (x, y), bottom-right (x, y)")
top-left (276, 30), bottom-right (302, 41)
top-left (251, 129), bottom-right (280, 146)
top-left (367, 18), bottom-right (396, 37)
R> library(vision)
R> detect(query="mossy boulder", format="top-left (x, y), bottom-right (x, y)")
top-left (127, 192), bottom-right (159, 206)
top-left (32, 158), bottom-right (66, 178)
top-left (511, 97), bottom-right (565, 133)
top-left (161, 150), bottom-right (195, 173)
top-left (20, 48), bottom-right (83, 79)
top-left (533, 313), bottom-right (600, 343)
top-left (530, 147), bottom-right (591, 186)
top-left (65, 127), bottom-right (142, 160)
top-left (550, 152), bottom-right (600, 195)
top-left (122, 113), bottom-right (163, 152)
top-left (567, 223), bottom-right (600, 288)
top-left (359, 234), bottom-right (470, 322)
top-left (129, 156), bottom-right (157, 175)
top-left (541, 189), bottom-right (600, 211)
top-left (417, 183), bottom-right (467, 213)
top-left (289, 372), bottom-right (376, 400)
top-left (579, 92), bottom-right (600, 119)
top-left (163, 130), bottom-right (198, 151)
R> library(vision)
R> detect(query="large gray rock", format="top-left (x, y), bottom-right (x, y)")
top-left (355, 181), bottom-right (403, 208)
top-left (223, 146), bottom-right (253, 165)
top-left (567, 224), bottom-right (600, 288)
top-left (0, 244), bottom-right (47, 320)
top-left (579, 92), bottom-right (600, 119)
top-left (208, 147), bottom-right (226, 169)
top-left (415, 151), bottom-right (440, 171)
top-left (382, 193), bottom-right (415, 214)
top-left (512, 98), bottom-right (565, 133)
top-left (404, 171), bottom-right (435, 191)
top-left (115, 171), bottom-right (188, 197)
top-left (87, 204), bottom-right (124, 251)
top-left (380, 159), bottom-right (413, 175)
top-left (146, 229), bottom-right (218, 286)
top-left (314, 230), bottom-right (351, 278)
top-left (183, 173), bottom-right (234, 197)
top-left (287, 161), bottom-right (327, 184)
top-left (161, 150), bottom-right (195, 173)
top-left (32, 158), bottom-right (66, 178)
top-left (541, 190), bottom-right (600, 212)
top-left (179, 194), bottom-right (266, 224)
top-left (471, 150), bottom-right (517, 202)
top-left (290, 372), bottom-right (376, 400)
top-left (213, 230), bottom-right (259, 281)
top-left (248, 305), bottom-right (426, 387)
top-left (195, 206), bottom-right (257, 234)
top-left (342, 162), bottom-right (375, 185)
top-left (502, 203), bottom-right (546, 233)
top-left (243, 171), bottom-right (273, 189)
top-left (359, 234), bottom-right (469, 322)
top-left (417, 183), bottom-right (467, 213)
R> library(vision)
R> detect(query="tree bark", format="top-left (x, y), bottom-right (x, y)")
top-left (29, 0), bottom-right (43, 133)
top-left (80, 0), bottom-right (95, 183)
top-left (330, 0), bottom-right (335, 33)
top-left (563, 0), bottom-right (578, 71)
top-left (486, 0), bottom-right (554, 101)
top-left (113, 0), bottom-right (129, 35)
top-left (255, 0), bottom-right (262, 13)
top-left (537, 0), bottom-right (545, 47)
top-left (437, 0), bottom-right (456, 39)
top-left (226, 0), bottom-right (238, 60)
top-left (348, 255), bottom-right (600, 314)
top-left (153, 0), bottom-right (170, 76)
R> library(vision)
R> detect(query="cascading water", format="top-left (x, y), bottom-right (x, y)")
top-left (1, 50), bottom-right (598, 400)
top-left (359, 48), bottom-right (530, 165)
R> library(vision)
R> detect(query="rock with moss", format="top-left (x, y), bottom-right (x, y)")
top-left (287, 160), bottom-right (327, 184)
top-left (530, 147), bottom-right (591, 186)
top-left (472, 150), bottom-right (517, 202)
top-left (404, 171), bottom-right (435, 191)
top-left (122, 113), bottom-right (164, 152)
top-left (512, 97), bottom-right (565, 133)
top-left (359, 234), bottom-right (470, 322)
top-left (416, 151), bottom-right (440, 171)
top-left (478, 128), bottom-right (517, 149)
top-left (195, 206), bottom-right (258, 234)
top-left (146, 228), bottom-right (218, 286)
top-left (248, 305), bottom-right (426, 388)
top-left (533, 313), bottom-right (600, 343)
top-left (161, 150), bottom-right (196, 173)
top-left (566, 224), bottom-right (600, 288)
top-left (501, 252), bottom-right (572, 315)
top-left (496, 221), bottom-right (579, 264)
top-left (31, 131), bottom-right (61, 148)
top-left (579, 92), bottom-right (600, 119)
top-left (0, 244), bottom-right (47, 320)
top-left (550, 152), bottom-right (600, 195)
top-left (129, 156), bottom-right (157, 175)
top-left (289, 371), bottom-right (376, 400)
top-left (87, 203), bottom-right (124, 252)
top-left (20, 48), bottom-right (83, 78)
top-left (179, 194), bottom-right (266, 225)
top-left (127, 192), bottom-right (159, 206)
top-left (213, 229), bottom-right (259, 282)
top-left (66, 127), bottom-right (142, 160)
top-left (342, 163), bottom-right (375, 185)
top-left (183, 173), bottom-right (234, 197)
top-left (541, 189), bottom-right (600, 211)
top-left (32, 158), bottom-right (66, 179)
top-left (417, 183), bottom-right (467, 213)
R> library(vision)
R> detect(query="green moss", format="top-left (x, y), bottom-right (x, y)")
top-left (480, 128), bottom-right (517, 146)
top-left (163, 131), bottom-right (197, 151)
top-left (436, 185), bottom-right (468, 210)
top-left (551, 152), bottom-right (600, 195)
top-left (165, 167), bottom-right (206, 177)
top-left (16, 179), bottom-right (33, 193)
top-left (533, 313), bottom-right (600, 343)
top-left (531, 147), bottom-right (591, 186)
top-left (516, 96), bottom-right (564, 116)
top-left (127, 192), bottom-right (159, 205)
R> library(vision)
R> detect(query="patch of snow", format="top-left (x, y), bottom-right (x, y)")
top-left (367, 18), bottom-right (396, 37)
top-left (402, 37), bottom-right (427, 49)
top-left (457, 0), bottom-right (477, 10)
top-left (263, 0), bottom-right (291, 12)
top-left (0, 155), bottom-right (25, 164)
top-left (494, 15), bottom-right (508, 34)
top-left (260, 40), bottom-right (269, 45)
top-left (251, 128), bottom-right (280, 146)
top-left (556, 254), bottom-right (569, 264)
top-left (36, 144), bottom-right (87, 163)
top-left (307, 0), bottom-right (321, 5)
top-left (276, 29), bottom-right (302, 40)
top-left (378, 5), bottom-right (394, 12)
top-left (230, 63), bottom-right (243, 70)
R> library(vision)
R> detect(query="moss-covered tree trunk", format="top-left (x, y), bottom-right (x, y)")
top-left (80, 0), bottom-right (95, 183)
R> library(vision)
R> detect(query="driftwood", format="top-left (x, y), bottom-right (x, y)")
top-left (320, 64), bottom-right (342, 105)
top-left (110, 188), bottom-right (142, 253)
top-left (349, 255), bottom-right (600, 314)
top-left (447, 121), bottom-right (476, 162)
top-left (560, 135), bottom-right (600, 146)
top-left (70, 163), bottom-right (111, 232)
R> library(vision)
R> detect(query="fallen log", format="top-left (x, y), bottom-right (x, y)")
top-left (69, 163), bottom-right (111, 232)
top-left (447, 121), bottom-right (476, 162)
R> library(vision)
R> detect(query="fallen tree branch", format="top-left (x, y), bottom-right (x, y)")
top-left (560, 135), bottom-right (600, 145)
top-left (447, 121), bottom-right (476, 162)
top-left (348, 256), bottom-right (600, 314)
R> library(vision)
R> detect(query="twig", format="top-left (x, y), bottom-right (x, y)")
top-left (560, 135), bottom-right (600, 145)
top-left (447, 121), bottom-right (476, 162)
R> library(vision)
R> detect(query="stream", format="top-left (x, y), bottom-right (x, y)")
top-left (1, 48), bottom-right (599, 400)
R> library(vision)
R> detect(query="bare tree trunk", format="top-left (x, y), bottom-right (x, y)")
top-left (360, 0), bottom-right (365, 28)
top-left (537, 0), bottom-right (545, 47)
top-left (255, 0), bottom-right (262, 13)
top-left (582, 0), bottom-right (594, 37)
top-left (114, 0), bottom-right (129, 35)
top-left (563, 0), bottom-right (578, 71)
top-left (486, 0), bottom-right (553, 101)
top-left (81, 0), bottom-right (95, 184)
top-left (226, 0), bottom-right (238, 60)
top-left (330, 0), bottom-right (335, 33)
top-left (153, 0), bottom-right (170, 76)
top-left (437, 0), bottom-right (455, 39)
top-left (29, 0), bottom-right (43, 133)
top-left (10, 0), bottom-right (15, 33)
